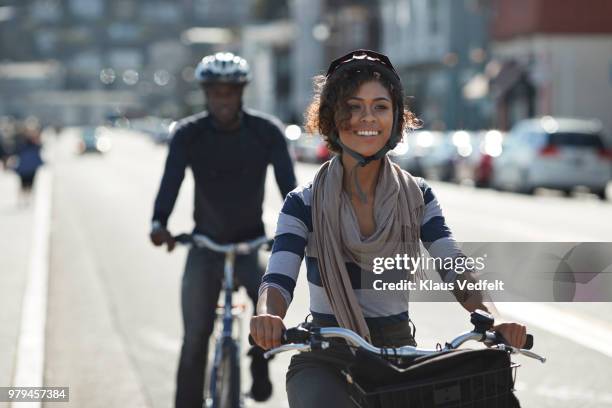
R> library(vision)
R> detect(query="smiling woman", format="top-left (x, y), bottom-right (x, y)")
top-left (304, 56), bottom-right (421, 157)
top-left (252, 50), bottom-right (529, 408)
top-left (340, 81), bottom-right (394, 156)
top-left (303, 53), bottom-right (422, 206)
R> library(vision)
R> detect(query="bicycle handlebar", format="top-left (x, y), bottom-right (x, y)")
top-left (256, 325), bottom-right (544, 363)
top-left (249, 310), bottom-right (545, 363)
top-left (174, 233), bottom-right (273, 254)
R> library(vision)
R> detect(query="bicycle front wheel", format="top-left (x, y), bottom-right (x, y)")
top-left (210, 338), bottom-right (241, 408)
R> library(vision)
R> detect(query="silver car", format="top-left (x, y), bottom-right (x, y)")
top-left (391, 130), bottom-right (444, 178)
top-left (492, 117), bottom-right (612, 199)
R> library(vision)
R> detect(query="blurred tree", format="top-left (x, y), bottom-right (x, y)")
top-left (251, 0), bottom-right (289, 21)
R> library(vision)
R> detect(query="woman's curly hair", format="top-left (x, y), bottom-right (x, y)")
top-left (304, 66), bottom-right (422, 154)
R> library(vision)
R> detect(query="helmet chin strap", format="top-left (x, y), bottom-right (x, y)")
top-left (337, 138), bottom-right (391, 167)
top-left (336, 111), bottom-right (400, 205)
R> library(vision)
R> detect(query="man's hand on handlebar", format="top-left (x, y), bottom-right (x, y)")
top-left (493, 321), bottom-right (527, 349)
top-left (250, 314), bottom-right (285, 350)
top-left (150, 226), bottom-right (176, 252)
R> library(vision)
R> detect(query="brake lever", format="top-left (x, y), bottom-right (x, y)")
top-left (518, 349), bottom-right (546, 363)
top-left (263, 343), bottom-right (312, 359)
top-left (492, 344), bottom-right (546, 363)
top-left (485, 331), bottom-right (534, 350)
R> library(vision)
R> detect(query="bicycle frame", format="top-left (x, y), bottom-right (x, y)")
top-left (208, 249), bottom-right (240, 407)
top-left (175, 233), bottom-right (270, 408)
top-left (221, 250), bottom-right (238, 338)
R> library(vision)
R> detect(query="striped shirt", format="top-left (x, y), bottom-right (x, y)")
top-left (259, 177), bottom-right (464, 327)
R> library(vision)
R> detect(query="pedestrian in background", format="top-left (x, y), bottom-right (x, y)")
top-left (0, 134), bottom-right (7, 170)
top-left (9, 119), bottom-right (44, 205)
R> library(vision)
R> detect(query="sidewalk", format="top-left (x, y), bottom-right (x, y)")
top-left (1, 134), bottom-right (151, 407)
top-left (0, 171), bottom-right (34, 408)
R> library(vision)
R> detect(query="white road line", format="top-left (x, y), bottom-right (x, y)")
top-left (138, 328), bottom-right (181, 354)
top-left (535, 385), bottom-right (612, 404)
top-left (496, 302), bottom-right (612, 359)
top-left (11, 168), bottom-right (52, 408)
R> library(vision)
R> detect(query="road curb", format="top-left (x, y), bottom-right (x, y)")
top-left (11, 167), bottom-right (52, 408)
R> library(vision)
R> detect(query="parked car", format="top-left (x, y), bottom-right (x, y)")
top-left (130, 116), bottom-right (174, 144)
top-left (391, 130), bottom-right (443, 177)
top-left (292, 134), bottom-right (332, 163)
top-left (491, 117), bottom-right (612, 199)
top-left (454, 130), bottom-right (505, 188)
top-left (78, 126), bottom-right (112, 154)
top-left (421, 132), bottom-right (459, 182)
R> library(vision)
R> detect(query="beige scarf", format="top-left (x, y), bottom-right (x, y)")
top-left (311, 155), bottom-right (425, 343)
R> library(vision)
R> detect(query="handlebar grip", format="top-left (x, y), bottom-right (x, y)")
top-left (282, 328), bottom-right (305, 344)
top-left (248, 325), bottom-right (312, 349)
top-left (524, 334), bottom-right (533, 350)
top-left (264, 239), bottom-right (275, 251)
top-left (173, 234), bottom-right (193, 244)
top-left (493, 332), bottom-right (534, 349)
top-left (248, 328), bottom-right (301, 347)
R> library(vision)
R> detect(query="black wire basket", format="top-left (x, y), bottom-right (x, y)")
top-left (344, 362), bottom-right (520, 408)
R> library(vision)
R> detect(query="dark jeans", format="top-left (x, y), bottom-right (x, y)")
top-left (18, 172), bottom-right (36, 190)
top-left (175, 247), bottom-right (264, 408)
top-left (286, 318), bottom-right (417, 408)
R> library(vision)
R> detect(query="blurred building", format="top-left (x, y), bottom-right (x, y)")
top-left (321, 0), bottom-right (381, 62)
top-left (490, 0), bottom-right (612, 140)
top-left (0, 0), bottom-right (253, 126)
top-left (288, 0), bottom-right (381, 124)
top-left (380, 0), bottom-right (494, 131)
top-left (0, 61), bottom-right (66, 124)
top-left (289, 0), bottom-right (325, 123)
top-left (240, 1), bottom-right (293, 121)
top-left (241, 21), bottom-right (295, 121)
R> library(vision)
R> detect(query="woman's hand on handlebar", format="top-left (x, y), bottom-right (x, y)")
top-left (493, 321), bottom-right (527, 348)
top-left (250, 314), bottom-right (285, 350)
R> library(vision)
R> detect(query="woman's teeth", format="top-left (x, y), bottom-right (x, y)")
top-left (356, 131), bottom-right (379, 136)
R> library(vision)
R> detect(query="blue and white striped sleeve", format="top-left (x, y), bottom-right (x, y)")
top-left (259, 187), bottom-right (309, 306)
top-left (418, 178), bottom-right (465, 280)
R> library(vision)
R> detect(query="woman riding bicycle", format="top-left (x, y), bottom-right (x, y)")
top-left (251, 49), bottom-right (528, 407)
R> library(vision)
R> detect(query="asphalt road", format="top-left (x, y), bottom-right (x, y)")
top-left (3, 127), bottom-right (612, 407)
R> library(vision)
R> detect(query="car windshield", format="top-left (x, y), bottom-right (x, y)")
top-left (548, 132), bottom-right (604, 148)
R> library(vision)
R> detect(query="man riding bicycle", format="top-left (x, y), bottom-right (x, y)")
top-left (150, 52), bottom-right (297, 408)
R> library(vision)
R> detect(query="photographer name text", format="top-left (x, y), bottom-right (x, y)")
top-left (372, 279), bottom-right (505, 292)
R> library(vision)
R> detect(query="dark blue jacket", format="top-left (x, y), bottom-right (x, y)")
top-left (15, 141), bottom-right (43, 176)
top-left (152, 109), bottom-right (297, 243)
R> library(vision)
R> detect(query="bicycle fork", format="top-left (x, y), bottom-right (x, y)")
top-left (221, 252), bottom-right (235, 339)
top-left (208, 251), bottom-right (242, 408)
